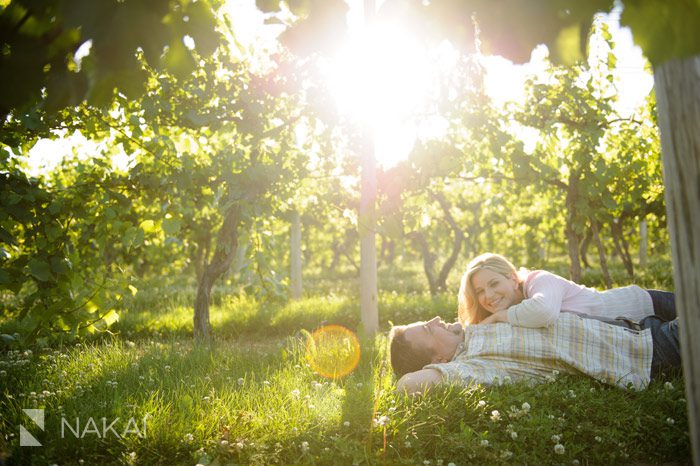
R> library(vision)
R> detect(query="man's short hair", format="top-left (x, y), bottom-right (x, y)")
top-left (389, 325), bottom-right (434, 378)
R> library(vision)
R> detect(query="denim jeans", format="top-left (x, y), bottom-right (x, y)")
top-left (640, 315), bottom-right (682, 379)
top-left (646, 289), bottom-right (676, 321)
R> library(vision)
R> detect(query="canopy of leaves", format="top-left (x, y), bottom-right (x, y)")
top-left (0, 0), bottom-right (220, 120)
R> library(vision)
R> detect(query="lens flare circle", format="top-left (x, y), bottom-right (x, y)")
top-left (305, 325), bottom-right (361, 379)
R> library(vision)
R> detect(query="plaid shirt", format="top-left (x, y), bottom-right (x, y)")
top-left (425, 312), bottom-right (653, 390)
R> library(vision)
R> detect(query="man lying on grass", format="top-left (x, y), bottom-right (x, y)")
top-left (389, 312), bottom-right (681, 395)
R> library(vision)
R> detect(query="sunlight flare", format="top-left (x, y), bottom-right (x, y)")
top-left (324, 19), bottom-right (436, 167)
top-left (305, 325), bottom-right (361, 379)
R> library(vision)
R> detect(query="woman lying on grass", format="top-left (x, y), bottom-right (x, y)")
top-left (459, 253), bottom-right (676, 327)
top-left (389, 312), bottom-right (681, 395)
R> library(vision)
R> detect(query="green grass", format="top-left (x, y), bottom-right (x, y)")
top-left (0, 331), bottom-right (689, 465)
top-left (0, 258), bottom-right (688, 464)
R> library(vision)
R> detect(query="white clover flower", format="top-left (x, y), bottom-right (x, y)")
top-left (500, 450), bottom-right (513, 459)
top-left (202, 396), bottom-right (211, 402)
top-left (552, 370), bottom-right (560, 376)
top-left (477, 400), bottom-right (486, 408)
top-left (436, 460), bottom-right (443, 465)
top-left (220, 440), bottom-right (229, 447)
top-left (480, 439), bottom-right (489, 447)
top-left (237, 378), bottom-right (245, 386)
top-left (664, 381), bottom-right (674, 390)
top-left (184, 433), bottom-right (194, 442)
top-left (572, 460), bottom-right (580, 465)
top-left (291, 389), bottom-right (300, 398)
top-left (375, 415), bottom-right (390, 427)
top-left (554, 444), bottom-right (565, 455)
top-left (263, 380), bottom-right (270, 386)
top-left (301, 441), bottom-right (309, 452)
top-left (511, 431), bottom-right (518, 440)
top-left (356, 382), bottom-right (363, 388)
top-left (490, 410), bottom-right (501, 421)
top-left (423, 461), bottom-right (430, 465)
top-left (405, 441), bottom-right (412, 448)
top-left (666, 417), bottom-right (675, 425)
top-left (164, 365), bottom-right (171, 371)
top-left (236, 441), bottom-right (245, 449)
top-left (521, 402), bottom-right (531, 412)
top-left (343, 421), bottom-right (351, 427)
top-left (389, 407), bottom-right (396, 413)
top-left (551, 434), bottom-right (561, 443)
top-left (502, 375), bottom-right (512, 384)
top-left (448, 463), bottom-right (456, 466)
top-left (309, 404), bottom-right (315, 410)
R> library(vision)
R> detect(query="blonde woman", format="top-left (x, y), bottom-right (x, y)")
top-left (458, 253), bottom-right (675, 328)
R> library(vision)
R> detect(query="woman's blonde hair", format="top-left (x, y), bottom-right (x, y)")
top-left (458, 253), bottom-right (524, 325)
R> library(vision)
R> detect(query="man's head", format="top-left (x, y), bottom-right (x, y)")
top-left (389, 316), bottom-right (464, 378)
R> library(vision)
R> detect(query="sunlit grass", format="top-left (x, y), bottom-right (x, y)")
top-left (0, 256), bottom-right (685, 464)
top-left (0, 329), bottom-right (688, 464)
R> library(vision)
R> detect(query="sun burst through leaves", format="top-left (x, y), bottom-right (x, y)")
top-left (305, 325), bottom-right (361, 379)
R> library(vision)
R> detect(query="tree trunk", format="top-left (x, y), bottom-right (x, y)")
top-left (193, 204), bottom-right (241, 341)
top-left (611, 219), bottom-right (634, 278)
top-left (432, 191), bottom-right (465, 294)
top-left (290, 210), bottom-right (302, 300)
top-left (591, 220), bottom-right (612, 289)
top-left (565, 185), bottom-right (582, 282)
top-left (408, 231), bottom-right (438, 296)
top-left (639, 217), bottom-right (648, 269)
top-left (359, 124), bottom-right (378, 336)
top-left (654, 55), bottom-right (700, 465)
top-left (579, 227), bottom-right (592, 269)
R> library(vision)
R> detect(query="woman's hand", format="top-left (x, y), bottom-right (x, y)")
top-left (480, 310), bottom-right (509, 325)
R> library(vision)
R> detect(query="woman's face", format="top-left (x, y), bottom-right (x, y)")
top-left (471, 268), bottom-right (521, 314)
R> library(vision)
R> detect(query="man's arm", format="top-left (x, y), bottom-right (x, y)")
top-left (396, 368), bottom-right (444, 395)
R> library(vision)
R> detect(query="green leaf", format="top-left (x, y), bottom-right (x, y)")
top-left (1, 334), bottom-right (17, 344)
top-left (50, 256), bottom-right (70, 275)
top-left (139, 219), bottom-right (156, 233)
top-left (28, 258), bottom-right (53, 282)
top-left (92, 309), bottom-right (119, 331)
top-left (162, 217), bottom-right (182, 236)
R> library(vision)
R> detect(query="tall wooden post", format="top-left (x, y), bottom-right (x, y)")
top-left (359, 0), bottom-right (378, 336)
top-left (639, 218), bottom-right (648, 269)
top-left (654, 55), bottom-right (700, 465)
top-left (290, 210), bottom-right (302, 300)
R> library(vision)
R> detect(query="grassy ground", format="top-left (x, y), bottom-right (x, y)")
top-left (0, 259), bottom-right (690, 464)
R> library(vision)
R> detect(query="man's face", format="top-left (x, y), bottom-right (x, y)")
top-left (471, 268), bottom-right (521, 314)
top-left (402, 316), bottom-right (464, 363)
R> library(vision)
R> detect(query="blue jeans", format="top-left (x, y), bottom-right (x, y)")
top-left (640, 315), bottom-right (682, 379)
top-left (646, 289), bottom-right (676, 321)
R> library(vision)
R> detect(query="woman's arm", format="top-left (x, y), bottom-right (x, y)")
top-left (506, 271), bottom-right (568, 327)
